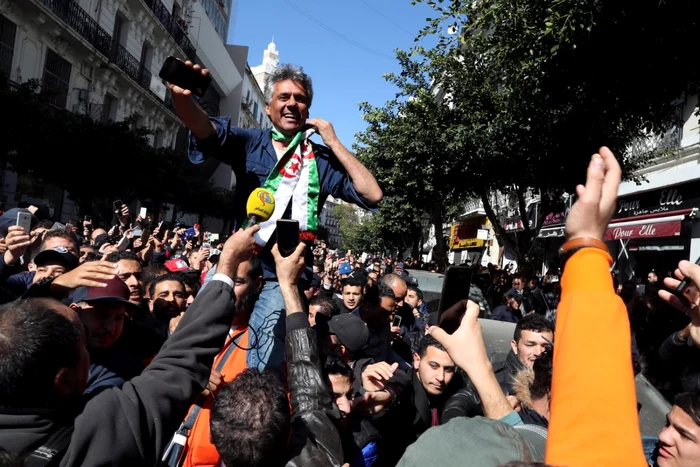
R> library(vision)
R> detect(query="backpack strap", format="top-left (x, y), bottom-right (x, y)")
top-left (24, 424), bottom-right (74, 467)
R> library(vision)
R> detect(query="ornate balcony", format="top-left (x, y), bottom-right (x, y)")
top-left (40, 0), bottom-right (112, 57)
top-left (141, 0), bottom-right (197, 61)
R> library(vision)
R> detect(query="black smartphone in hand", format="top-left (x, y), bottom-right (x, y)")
top-left (159, 56), bottom-right (211, 97)
top-left (437, 266), bottom-right (473, 323)
top-left (276, 219), bottom-right (299, 258)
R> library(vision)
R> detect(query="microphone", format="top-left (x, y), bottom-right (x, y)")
top-left (246, 188), bottom-right (276, 226)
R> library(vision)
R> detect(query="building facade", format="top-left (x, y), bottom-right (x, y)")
top-left (319, 195), bottom-right (341, 248)
top-left (0, 0), bottom-right (244, 225)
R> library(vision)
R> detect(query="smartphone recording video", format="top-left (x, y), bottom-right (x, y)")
top-left (437, 266), bottom-right (473, 324)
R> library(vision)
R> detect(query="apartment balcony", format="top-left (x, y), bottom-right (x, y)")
top-left (140, 0), bottom-right (196, 61)
top-left (40, 0), bottom-right (112, 57)
top-left (110, 42), bottom-right (153, 92)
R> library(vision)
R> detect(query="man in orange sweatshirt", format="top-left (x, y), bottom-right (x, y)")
top-left (546, 147), bottom-right (646, 466)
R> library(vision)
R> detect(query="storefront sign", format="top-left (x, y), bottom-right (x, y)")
top-left (603, 220), bottom-right (681, 241)
top-left (450, 219), bottom-right (488, 249)
top-left (614, 180), bottom-right (700, 219)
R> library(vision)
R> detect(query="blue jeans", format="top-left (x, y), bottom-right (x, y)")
top-left (246, 281), bottom-right (287, 374)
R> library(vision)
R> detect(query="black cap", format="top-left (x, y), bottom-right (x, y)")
top-left (33, 247), bottom-right (79, 271)
top-left (506, 288), bottom-right (523, 303)
top-left (94, 233), bottom-right (111, 249)
top-left (328, 314), bottom-right (370, 356)
top-left (348, 269), bottom-right (367, 283)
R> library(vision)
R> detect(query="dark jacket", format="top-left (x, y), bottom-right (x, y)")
top-left (341, 416), bottom-right (381, 467)
top-left (0, 280), bottom-right (236, 465)
top-left (659, 330), bottom-right (700, 395)
top-left (443, 349), bottom-right (525, 421)
top-left (373, 369), bottom-right (465, 465)
top-left (285, 313), bottom-right (344, 467)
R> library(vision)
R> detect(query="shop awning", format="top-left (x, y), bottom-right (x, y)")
top-left (604, 209), bottom-right (694, 241)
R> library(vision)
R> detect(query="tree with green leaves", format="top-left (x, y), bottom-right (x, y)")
top-left (354, 51), bottom-right (472, 267)
top-left (397, 0), bottom-right (700, 264)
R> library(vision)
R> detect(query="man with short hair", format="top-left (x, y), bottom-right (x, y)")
top-left (106, 251), bottom-right (145, 311)
top-left (146, 273), bottom-right (187, 337)
top-left (0, 225), bottom-right (262, 465)
top-left (70, 276), bottom-right (163, 393)
top-left (323, 354), bottom-right (381, 467)
top-left (406, 285), bottom-right (427, 319)
top-left (375, 334), bottom-right (464, 464)
top-left (451, 313), bottom-right (555, 420)
top-left (645, 391), bottom-right (700, 466)
top-left (209, 243), bottom-right (344, 467)
top-left (339, 276), bottom-right (364, 313)
top-left (308, 296), bottom-right (338, 327)
top-left (173, 254), bottom-right (265, 467)
top-left (168, 60), bottom-right (383, 373)
top-left (491, 288), bottom-right (524, 323)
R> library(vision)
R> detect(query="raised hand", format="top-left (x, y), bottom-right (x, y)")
top-left (565, 147), bottom-right (622, 241)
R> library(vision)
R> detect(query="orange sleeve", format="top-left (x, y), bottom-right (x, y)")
top-left (545, 248), bottom-right (645, 466)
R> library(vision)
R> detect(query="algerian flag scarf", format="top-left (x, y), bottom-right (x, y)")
top-left (246, 126), bottom-right (320, 248)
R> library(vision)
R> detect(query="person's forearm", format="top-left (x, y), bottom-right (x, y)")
top-left (465, 364), bottom-right (513, 420)
top-left (281, 283), bottom-right (304, 316)
top-left (176, 95), bottom-right (217, 140)
top-left (327, 139), bottom-right (382, 204)
top-left (546, 248), bottom-right (645, 466)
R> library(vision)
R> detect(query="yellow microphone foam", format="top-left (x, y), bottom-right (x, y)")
top-left (247, 188), bottom-right (275, 222)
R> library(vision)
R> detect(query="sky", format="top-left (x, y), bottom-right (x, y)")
top-left (228, 0), bottom-right (438, 148)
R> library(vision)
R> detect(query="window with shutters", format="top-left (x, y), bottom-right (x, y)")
top-left (42, 49), bottom-right (71, 108)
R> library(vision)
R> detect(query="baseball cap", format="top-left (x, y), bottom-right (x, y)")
top-left (71, 276), bottom-right (138, 309)
top-left (33, 247), bottom-right (79, 271)
top-left (396, 262), bottom-right (405, 269)
top-left (397, 417), bottom-right (545, 466)
top-left (338, 263), bottom-right (352, 275)
top-left (93, 233), bottom-right (111, 249)
top-left (506, 288), bottom-right (523, 303)
top-left (165, 258), bottom-right (191, 272)
top-left (328, 314), bottom-right (369, 356)
top-left (348, 268), bottom-right (367, 283)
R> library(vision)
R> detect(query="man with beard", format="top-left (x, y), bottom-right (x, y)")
top-left (167, 254), bottom-right (264, 467)
top-left (145, 273), bottom-right (187, 337)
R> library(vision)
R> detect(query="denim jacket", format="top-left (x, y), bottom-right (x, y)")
top-left (188, 117), bottom-right (378, 280)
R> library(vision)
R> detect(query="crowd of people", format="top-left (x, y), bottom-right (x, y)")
top-left (0, 60), bottom-right (698, 467)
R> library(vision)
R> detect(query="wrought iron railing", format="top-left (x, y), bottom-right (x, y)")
top-left (111, 42), bottom-right (141, 84)
top-left (40, 0), bottom-right (112, 57)
top-left (138, 67), bottom-right (152, 92)
top-left (141, 0), bottom-right (196, 60)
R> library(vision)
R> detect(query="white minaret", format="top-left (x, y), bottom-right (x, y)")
top-left (252, 38), bottom-right (280, 93)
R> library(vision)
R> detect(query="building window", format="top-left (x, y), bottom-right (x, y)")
top-left (101, 93), bottom-right (117, 122)
top-left (131, 113), bottom-right (143, 130)
top-left (42, 49), bottom-right (71, 108)
top-left (112, 13), bottom-right (128, 49)
top-left (0, 15), bottom-right (16, 79)
top-left (253, 101), bottom-right (258, 120)
top-left (154, 128), bottom-right (165, 148)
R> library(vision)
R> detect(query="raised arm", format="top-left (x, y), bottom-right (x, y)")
top-left (66, 226), bottom-right (259, 466)
top-left (308, 118), bottom-right (383, 205)
top-left (546, 148), bottom-right (645, 466)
